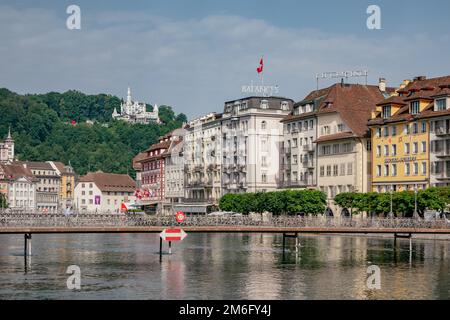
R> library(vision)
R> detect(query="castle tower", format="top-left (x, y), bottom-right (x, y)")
top-left (127, 86), bottom-right (132, 105)
top-left (3, 127), bottom-right (14, 162)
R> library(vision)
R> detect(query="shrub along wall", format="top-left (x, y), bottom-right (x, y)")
top-left (333, 187), bottom-right (450, 217)
top-left (219, 190), bottom-right (326, 215)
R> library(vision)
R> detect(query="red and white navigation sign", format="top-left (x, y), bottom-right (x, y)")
top-left (175, 211), bottom-right (186, 223)
top-left (160, 228), bottom-right (187, 242)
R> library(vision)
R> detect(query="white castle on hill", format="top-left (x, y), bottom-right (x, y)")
top-left (112, 87), bottom-right (160, 124)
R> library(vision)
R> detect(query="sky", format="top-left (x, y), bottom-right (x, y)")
top-left (1, 0), bottom-right (450, 119)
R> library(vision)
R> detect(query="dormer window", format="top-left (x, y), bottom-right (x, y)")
top-left (281, 101), bottom-right (289, 111)
top-left (410, 101), bottom-right (420, 115)
top-left (436, 99), bottom-right (447, 111)
top-left (260, 100), bottom-right (269, 109)
top-left (382, 105), bottom-right (392, 119)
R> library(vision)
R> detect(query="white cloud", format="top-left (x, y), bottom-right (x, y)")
top-left (0, 5), bottom-right (449, 119)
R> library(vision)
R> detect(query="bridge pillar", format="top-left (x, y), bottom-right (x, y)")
top-left (24, 233), bottom-right (32, 257)
top-left (282, 232), bottom-right (299, 253)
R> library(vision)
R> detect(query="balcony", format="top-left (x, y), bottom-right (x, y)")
top-left (435, 151), bottom-right (450, 158)
top-left (303, 144), bottom-right (315, 152)
top-left (435, 127), bottom-right (450, 136)
top-left (303, 160), bottom-right (315, 169)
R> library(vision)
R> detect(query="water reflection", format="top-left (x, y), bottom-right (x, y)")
top-left (0, 233), bottom-right (448, 299)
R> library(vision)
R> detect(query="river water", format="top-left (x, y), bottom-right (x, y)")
top-left (0, 233), bottom-right (448, 299)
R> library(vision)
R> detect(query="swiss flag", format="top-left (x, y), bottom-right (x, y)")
top-left (121, 202), bottom-right (128, 212)
top-left (256, 57), bottom-right (263, 74)
top-left (71, 120), bottom-right (77, 126)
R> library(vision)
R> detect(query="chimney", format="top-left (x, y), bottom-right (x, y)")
top-left (378, 78), bottom-right (386, 92)
top-left (414, 76), bottom-right (427, 81)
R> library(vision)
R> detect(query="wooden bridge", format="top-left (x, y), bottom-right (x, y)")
top-left (1, 214), bottom-right (449, 262)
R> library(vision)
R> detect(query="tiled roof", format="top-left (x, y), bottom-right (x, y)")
top-left (78, 171), bottom-right (136, 192)
top-left (0, 163), bottom-right (37, 181)
top-left (370, 75), bottom-right (450, 125)
top-left (314, 132), bottom-right (356, 143)
top-left (132, 152), bottom-right (147, 170)
top-left (316, 83), bottom-right (386, 137)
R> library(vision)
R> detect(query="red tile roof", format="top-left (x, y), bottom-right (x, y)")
top-left (314, 132), bottom-right (356, 143)
top-left (78, 171), bottom-right (136, 192)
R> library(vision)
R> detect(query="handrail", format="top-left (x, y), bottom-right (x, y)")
top-left (0, 213), bottom-right (449, 229)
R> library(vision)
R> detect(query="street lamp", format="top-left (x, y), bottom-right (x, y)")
top-left (413, 184), bottom-right (420, 219)
top-left (389, 185), bottom-right (394, 218)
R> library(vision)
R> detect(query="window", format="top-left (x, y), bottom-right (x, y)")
top-left (261, 121), bottom-right (267, 130)
top-left (384, 145), bottom-right (389, 156)
top-left (436, 99), bottom-right (447, 111)
top-left (382, 105), bottom-right (392, 118)
top-left (422, 162), bottom-right (427, 175)
top-left (321, 145), bottom-right (331, 155)
top-left (337, 124), bottom-right (345, 132)
top-left (322, 126), bottom-right (330, 135)
top-left (384, 165), bottom-right (390, 176)
top-left (405, 163), bottom-right (410, 176)
top-left (376, 165), bottom-right (381, 177)
top-left (412, 122), bottom-right (418, 134)
top-left (320, 166), bottom-right (325, 177)
top-left (413, 142), bottom-right (418, 154)
top-left (391, 126), bottom-right (397, 136)
top-left (261, 173), bottom-right (267, 183)
top-left (326, 165), bottom-right (331, 176)
top-left (340, 164), bottom-right (346, 176)
top-left (413, 162), bottom-right (419, 175)
top-left (392, 144), bottom-right (397, 156)
top-left (333, 165), bottom-right (338, 176)
top-left (384, 127), bottom-right (389, 137)
top-left (405, 124), bottom-right (410, 134)
top-left (421, 141), bottom-right (426, 153)
top-left (421, 121), bottom-right (427, 133)
top-left (376, 145), bottom-right (381, 157)
top-left (347, 163), bottom-right (353, 175)
top-left (411, 101), bottom-right (420, 114)
top-left (405, 143), bottom-right (410, 155)
top-left (342, 143), bottom-right (352, 153)
top-left (376, 128), bottom-right (382, 138)
top-left (392, 164), bottom-right (397, 176)
top-left (333, 144), bottom-right (340, 154)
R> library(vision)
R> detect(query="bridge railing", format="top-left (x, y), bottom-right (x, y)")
top-left (0, 213), bottom-right (449, 229)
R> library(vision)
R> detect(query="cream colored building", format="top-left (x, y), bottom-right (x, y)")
top-left (74, 171), bottom-right (136, 213)
top-left (221, 96), bottom-right (293, 193)
top-left (182, 112), bottom-right (223, 213)
top-left (314, 82), bottom-right (389, 215)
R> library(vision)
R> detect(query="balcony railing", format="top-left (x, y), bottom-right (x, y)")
top-left (303, 144), bottom-right (315, 152)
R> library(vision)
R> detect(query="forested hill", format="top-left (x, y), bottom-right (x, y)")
top-left (0, 88), bottom-right (187, 177)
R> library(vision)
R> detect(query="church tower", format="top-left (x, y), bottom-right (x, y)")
top-left (5, 127), bottom-right (14, 162)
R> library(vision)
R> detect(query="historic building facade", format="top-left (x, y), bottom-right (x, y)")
top-left (280, 88), bottom-right (330, 189)
top-left (182, 113), bottom-right (223, 213)
top-left (314, 82), bottom-right (390, 214)
top-left (0, 128), bottom-right (14, 164)
top-left (0, 163), bottom-right (37, 210)
top-left (135, 132), bottom-right (171, 213)
top-left (19, 161), bottom-right (61, 213)
top-left (369, 75), bottom-right (450, 190)
top-left (74, 171), bottom-right (136, 213)
top-left (112, 87), bottom-right (160, 124)
top-left (221, 96), bottom-right (293, 194)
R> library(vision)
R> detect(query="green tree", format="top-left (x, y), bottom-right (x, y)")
top-left (0, 193), bottom-right (7, 209)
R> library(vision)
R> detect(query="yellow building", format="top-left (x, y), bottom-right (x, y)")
top-left (369, 80), bottom-right (431, 192)
top-left (51, 161), bottom-right (76, 209)
top-left (369, 75), bottom-right (450, 192)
